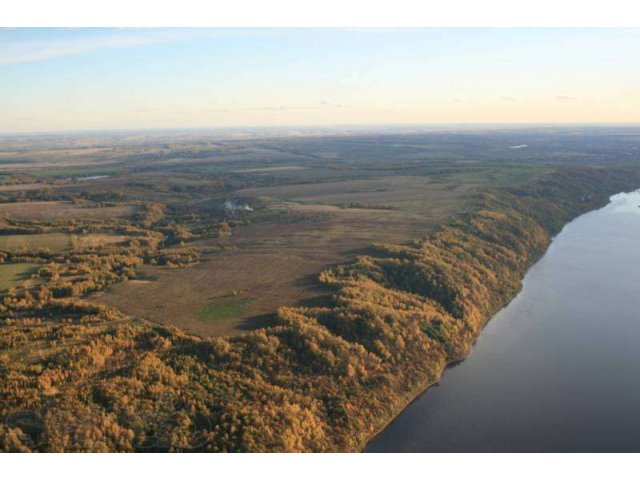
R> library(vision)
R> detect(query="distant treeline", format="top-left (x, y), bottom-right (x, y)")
top-left (1, 167), bottom-right (638, 452)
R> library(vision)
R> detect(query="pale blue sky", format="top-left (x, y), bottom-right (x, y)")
top-left (1, 28), bottom-right (639, 132)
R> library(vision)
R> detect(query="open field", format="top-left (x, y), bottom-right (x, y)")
top-left (0, 201), bottom-right (138, 221)
top-left (66, 130), bottom-right (623, 338)
top-left (231, 165), bottom-right (309, 173)
top-left (236, 175), bottom-right (473, 214)
top-left (2, 127), bottom-right (639, 340)
top-left (0, 263), bottom-right (39, 291)
top-left (0, 232), bottom-right (130, 252)
top-left (92, 249), bottom-right (333, 337)
top-left (0, 182), bottom-right (64, 192)
top-left (197, 296), bottom-right (255, 324)
top-left (94, 175), bottom-right (472, 337)
top-left (0, 233), bottom-right (72, 252)
top-left (70, 233), bottom-right (130, 249)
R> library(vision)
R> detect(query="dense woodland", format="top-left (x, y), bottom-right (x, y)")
top-left (0, 166), bottom-right (638, 452)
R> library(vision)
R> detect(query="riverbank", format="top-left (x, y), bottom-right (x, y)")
top-left (361, 270), bottom-right (547, 452)
top-left (365, 188), bottom-right (640, 452)
top-left (349, 167), bottom-right (640, 452)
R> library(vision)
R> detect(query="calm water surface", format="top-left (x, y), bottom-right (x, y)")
top-left (367, 191), bottom-right (640, 452)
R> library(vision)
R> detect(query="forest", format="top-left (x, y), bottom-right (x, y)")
top-left (1, 156), bottom-right (637, 451)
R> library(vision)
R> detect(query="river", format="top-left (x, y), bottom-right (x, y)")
top-left (366, 190), bottom-right (640, 452)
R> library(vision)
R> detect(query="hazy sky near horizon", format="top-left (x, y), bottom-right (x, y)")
top-left (1, 28), bottom-right (639, 133)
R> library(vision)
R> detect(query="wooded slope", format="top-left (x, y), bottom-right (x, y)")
top-left (1, 167), bottom-right (637, 452)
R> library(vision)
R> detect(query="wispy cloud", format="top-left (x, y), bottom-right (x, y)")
top-left (132, 101), bottom-right (349, 117)
top-left (556, 95), bottom-right (579, 101)
top-left (320, 100), bottom-right (347, 108)
top-left (0, 28), bottom-right (258, 64)
top-left (241, 102), bottom-right (349, 112)
top-left (2, 28), bottom-right (406, 65)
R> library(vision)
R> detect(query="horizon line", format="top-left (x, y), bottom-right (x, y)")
top-left (3, 121), bottom-right (640, 138)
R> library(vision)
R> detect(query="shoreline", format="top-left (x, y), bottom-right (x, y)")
top-left (358, 188), bottom-right (635, 452)
top-left (359, 291), bottom-right (522, 452)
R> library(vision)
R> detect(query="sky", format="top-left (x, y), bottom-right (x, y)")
top-left (1, 28), bottom-right (639, 133)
